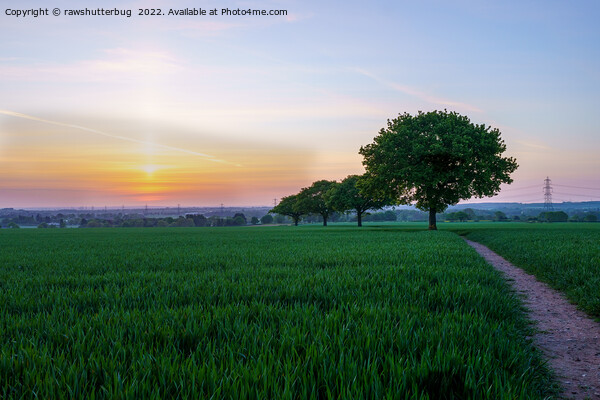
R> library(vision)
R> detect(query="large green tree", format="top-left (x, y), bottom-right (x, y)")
top-left (296, 180), bottom-right (338, 226)
top-left (359, 110), bottom-right (518, 230)
top-left (327, 175), bottom-right (389, 227)
top-left (270, 194), bottom-right (304, 226)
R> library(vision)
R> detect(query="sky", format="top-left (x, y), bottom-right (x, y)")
top-left (1, 0), bottom-right (599, 208)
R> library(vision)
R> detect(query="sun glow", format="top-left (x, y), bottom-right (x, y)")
top-left (141, 164), bottom-right (161, 174)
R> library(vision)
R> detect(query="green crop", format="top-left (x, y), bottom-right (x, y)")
top-left (0, 227), bottom-right (557, 398)
top-left (455, 222), bottom-right (600, 318)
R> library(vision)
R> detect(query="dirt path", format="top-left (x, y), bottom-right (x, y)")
top-left (464, 239), bottom-right (600, 399)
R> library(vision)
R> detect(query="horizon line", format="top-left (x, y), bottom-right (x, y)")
top-left (3, 200), bottom-right (599, 212)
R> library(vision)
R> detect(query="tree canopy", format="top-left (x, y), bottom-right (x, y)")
top-left (327, 175), bottom-right (389, 227)
top-left (296, 180), bottom-right (338, 226)
top-left (270, 194), bottom-right (304, 226)
top-left (359, 110), bottom-right (518, 230)
top-left (260, 214), bottom-right (274, 225)
top-left (539, 211), bottom-right (568, 222)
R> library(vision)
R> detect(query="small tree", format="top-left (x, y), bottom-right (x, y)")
top-left (463, 208), bottom-right (476, 220)
top-left (445, 212), bottom-right (459, 222)
top-left (233, 213), bottom-right (247, 224)
top-left (157, 219), bottom-right (169, 227)
top-left (494, 211), bottom-right (508, 221)
top-left (295, 180), bottom-right (338, 226)
top-left (359, 110), bottom-right (518, 230)
top-left (187, 214), bottom-right (207, 227)
top-left (327, 175), bottom-right (390, 227)
top-left (172, 216), bottom-right (195, 227)
top-left (232, 215), bottom-right (246, 226)
top-left (584, 213), bottom-right (598, 222)
top-left (250, 216), bottom-right (259, 225)
top-left (539, 211), bottom-right (568, 222)
top-left (455, 211), bottom-right (469, 222)
top-left (260, 214), bottom-right (274, 225)
top-left (270, 194), bottom-right (304, 226)
top-left (383, 210), bottom-right (397, 221)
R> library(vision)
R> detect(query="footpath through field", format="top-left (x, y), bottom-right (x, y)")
top-left (465, 239), bottom-right (600, 399)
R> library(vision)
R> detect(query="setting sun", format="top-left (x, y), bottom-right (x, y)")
top-left (141, 164), bottom-right (161, 175)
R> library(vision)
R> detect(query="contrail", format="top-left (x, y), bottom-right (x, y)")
top-left (352, 68), bottom-right (482, 113)
top-left (0, 109), bottom-right (241, 166)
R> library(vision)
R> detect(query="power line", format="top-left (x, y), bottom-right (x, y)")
top-left (554, 184), bottom-right (600, 191)
top-left (497, 190), bottom-right (541, 196)
top-left (554, 192), bottom-right (600, 198)
top-left (499, 189), bottom-right (541, 195)
top-left (493, 193), bottom-right (540, 200)
top-left (500, 184), bottom-right (541, 192)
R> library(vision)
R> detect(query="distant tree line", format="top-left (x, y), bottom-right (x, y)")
top-left (77, 210), bottom-right (402, 228)
top-left (442, 209), bottom-right (598, 223)
top-left (1, 211), bottom-right (290, 228)
top-left (443, 209), bottom-right (509, 222)
top-left (3, 208), bottom-right (597, 229)
top-left (78, 213), bottom-right (257, 228)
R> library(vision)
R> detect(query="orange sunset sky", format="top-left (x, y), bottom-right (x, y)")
top-left (1, 0), bottom-right (599, 207)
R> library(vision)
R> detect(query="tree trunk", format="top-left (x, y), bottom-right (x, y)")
top-left (428, 208), bottom-right (437, 230)
top-left (322, 215), bottom-right (327, 226)
top-left (294, 216), bottom-right (299, 226)
top-left (357, 211), bottom-right (362, 227)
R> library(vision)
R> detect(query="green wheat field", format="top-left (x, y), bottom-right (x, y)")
top-left (2, 224), bottom-right (598, 398)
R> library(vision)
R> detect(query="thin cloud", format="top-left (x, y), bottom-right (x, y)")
top-left (82, 48), bottom-right (183, 75)
top-left (353, 68), bottom-right (483, 113)
top-left (514, 140), bottom-right (553, 151)
top-left (0, 109), bottom-right (241, 167)
top-left (0, 48), bottom-right (185, 82)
